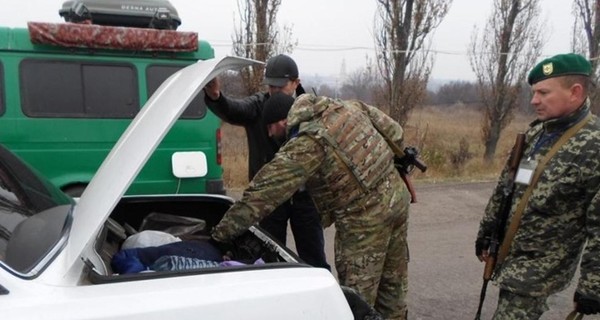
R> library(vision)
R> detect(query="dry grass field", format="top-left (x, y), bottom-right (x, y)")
top-left (219, 104), bottom-right (534, 189)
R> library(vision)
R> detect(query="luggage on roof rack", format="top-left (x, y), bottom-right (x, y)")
top-left (59, 0), bottom-right (181, 30)
top-left (28, 22), bottom-right (198, 52)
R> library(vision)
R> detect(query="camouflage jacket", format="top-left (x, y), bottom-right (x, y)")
top-left (212, 94), bottom-right (407, 242)
top-left (477, 103), bottom-right (600, 298)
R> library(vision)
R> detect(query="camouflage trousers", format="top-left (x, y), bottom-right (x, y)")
top-left (335, 175), bottom-right (410, 320)
top-left (492, 289), bottom-right (549, 320)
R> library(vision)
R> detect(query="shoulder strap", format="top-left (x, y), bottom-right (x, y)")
top-left (496, 113), bottom-right (592, 264)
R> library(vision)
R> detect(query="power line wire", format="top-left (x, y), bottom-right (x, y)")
top-left (211, 42), bottom-right (472, 56)
top-left (210, 41), bottom-right (462, 53)
top-left (206, 41), bottom-right (560, 57)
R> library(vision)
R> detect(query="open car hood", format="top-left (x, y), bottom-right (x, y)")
top-left (61, 56), bottom-right (259, 277)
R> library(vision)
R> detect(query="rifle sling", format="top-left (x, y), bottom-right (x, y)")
top-left (496, 113), bottom-right (591, 264)
top-left (565, 310), bottom-right (584, 320)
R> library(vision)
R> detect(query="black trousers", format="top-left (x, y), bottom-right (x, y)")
top-left (259, 191), bottom-right (330, 270)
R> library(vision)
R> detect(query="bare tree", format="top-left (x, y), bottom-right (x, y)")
top-left (469, 0), bottom-right (543, 162)
top-left (340, 57), bottom-right (381, 103)
top-left (572, 0), bottom-right (600, 114)
top-left (374, 0), bottom-right (451, 125)
top-left (219, 71), bottom-right (246, 98)
top-left (316, 84), bottom-right (337, 98)
top-left (432, 80), bottom-right (479, 106)
top-left (232, 0), bottom-right (296, 95)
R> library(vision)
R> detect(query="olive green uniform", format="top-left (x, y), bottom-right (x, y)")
top-left (213, 94), bottom-right (410, 319)
top-left (477, 103), bottom-right (600, 319)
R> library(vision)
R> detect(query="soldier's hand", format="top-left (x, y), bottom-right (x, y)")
top-left (208, 236), bottom-right (234, 261)
top-left (574, 292), bottom-right (600, 315)
top-left (203, 77), bottom-right (221, 100)
top-left (475, 237), bottom-right (490, 262)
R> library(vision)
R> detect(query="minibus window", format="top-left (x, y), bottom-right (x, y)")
top-left (20, 59), bottom-right (139, 118)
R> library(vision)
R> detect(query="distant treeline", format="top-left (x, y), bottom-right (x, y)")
top-left (219, 71), bottom-right (534, 115)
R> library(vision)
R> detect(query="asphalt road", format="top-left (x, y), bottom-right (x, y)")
top-left (231, 181), bottom-right (591, 319)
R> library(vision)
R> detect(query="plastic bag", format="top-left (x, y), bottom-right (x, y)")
top-left (139, 212), bottom-right (207, 239)
top-left (121, 230), bottom-right (181, 250)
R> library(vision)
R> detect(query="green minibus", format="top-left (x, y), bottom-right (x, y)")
top-left (0, 22), bottom-right (224, 196)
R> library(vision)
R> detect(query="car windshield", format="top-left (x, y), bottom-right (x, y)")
top-left (0, 145), bottom-right (73, 276)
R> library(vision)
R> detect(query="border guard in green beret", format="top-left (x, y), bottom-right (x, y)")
top-left (476, 53), bottom-right (600, 319)
top-left (212, 92), bottom-right (411, 320)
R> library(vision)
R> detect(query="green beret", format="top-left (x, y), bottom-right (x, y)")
top-left (527, 53), bottom-right (591, 85)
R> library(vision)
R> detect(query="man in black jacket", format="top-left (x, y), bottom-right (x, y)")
top-left (203, 54), bottom-right (329, 270)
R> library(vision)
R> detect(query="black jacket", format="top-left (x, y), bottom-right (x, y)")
top-left (205, 92), bottom-right (279, 180)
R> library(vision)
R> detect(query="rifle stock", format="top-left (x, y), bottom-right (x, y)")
top-left (475, 133), bottom-right (526, 319)
top-left (483, 256), bottom-right (496, 281)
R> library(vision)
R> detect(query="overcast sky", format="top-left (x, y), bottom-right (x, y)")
top-left (2, 0), bottom-right (575, 81)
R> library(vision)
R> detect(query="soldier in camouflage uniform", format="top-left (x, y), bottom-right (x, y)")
top-left (204, 55), bottom-right (329, 270)
top-left (476, 53), bottom-right (600, 319)
top-left (212, 93), bottom-right (411, 320)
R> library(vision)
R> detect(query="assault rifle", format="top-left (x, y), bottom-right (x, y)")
top-left (394, 146), bottom-right (427, 203)
top-left (474, 133), bottom-right (526, 320)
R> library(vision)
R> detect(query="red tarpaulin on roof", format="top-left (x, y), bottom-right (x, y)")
top-left (28, 21), bottom-right (198, 52)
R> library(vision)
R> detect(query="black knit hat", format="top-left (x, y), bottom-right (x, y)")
top-left (263, 92), bottom-right (295, 124)
top-left (263, 54), bottom-right (299, 87)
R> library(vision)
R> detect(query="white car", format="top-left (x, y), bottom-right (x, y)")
top-left (0, 56), bottom-right (355, 320)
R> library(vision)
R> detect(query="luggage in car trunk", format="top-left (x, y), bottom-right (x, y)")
top-left (90, 195), bottom-right (301, 283)
top-left (59, 0), bottom-right (181, 30)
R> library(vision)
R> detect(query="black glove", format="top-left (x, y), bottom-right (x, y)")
top-left (575, 292), bottom-right (600, 315)
top-left (208, 237), bottom-right (235, 259)
top-left (475, 237), bottom-right (490, 257)
top-left (341, 286), bottom-right (384, 320)
top-left (232, 230), bottom-right (270, 262)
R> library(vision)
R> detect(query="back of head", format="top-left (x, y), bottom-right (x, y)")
top-left (263, 92), bottom-right (295, 125)
top-left (263, 54), bottom-right (299, 87)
